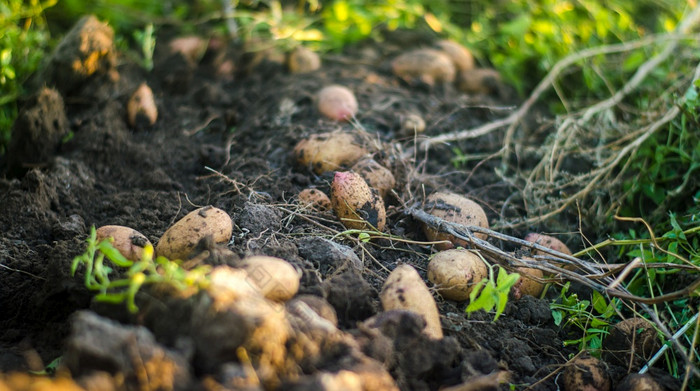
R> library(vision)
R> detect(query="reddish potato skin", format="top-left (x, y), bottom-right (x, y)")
top-left (317, 85), bottom-right (358, 121)
top-left (96, 225), bottom-right (151, 262)
top-left (524, 233), bottom-right (572, 256)
top-left (331, 171), bottom-right (386, 231)
top-left (422, 192), bottom-right (489, 250)
top-left (511, 263), bottom-right (544, 299)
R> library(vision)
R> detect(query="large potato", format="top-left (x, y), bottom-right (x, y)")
top-left (422, 192), bottom-right (489, 250)
top-left (391, 48), bottom-right (456, 86)
top-left (317, 85), bottom-right (358, 121)
top-left (331, 171), bottom-right (386, 231)
top-left (511, 262), bottom-right (544, 299)
top-left (435, 40), bottom-right (475, 72)
top-left (351, 158), bottom-right (395, 200)
top-left (428, 249), bottom-right (488, 301)
top-left (239, 255), bottom-right (300, 302)
top-left (380, 264), bottom-right (443, 339)
top-left (603, 317), bottom-right (659, 368)
top-left (294, 132), bottom-right (368, 174)
top-left (96, 225), bottom-right (151, 262)
top-left (156, 206), bottom-right (233, 260)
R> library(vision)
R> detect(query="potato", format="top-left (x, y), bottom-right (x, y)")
top-left (287, 46), bottom-right (321, 73)
top-left (511, 262), bottom-right (544, 299)
top-left (351, 158), bottom-right (395, 200)
top-left (391, 48), bottom-right (456, 86)
top-left (317, 85), bottom-right (358, 121)
top-left (294, 131), bottom-right (368, 174)
top-left (603, 317), bottom-right (659, 368)
top-left (127, 83), bottom-right (157, 127)
top-left (156, 206), bottom-right (233, 260)
top-left (457, 68), bottom-right (502, 95)
top-left (422, 192), bottom-right (489, 250)
top-left (616, 374), bottom-right (663, 391)
top-left (96, 225), bottom-right (151, 262)
top-left (298, 188), bottom-right (332, 211)
top-left (239, 256), bottom-right (300, 302)
top-left (168, 36), bottom-right (207, 66)
top-left (400, 112), bottom-right (426, 136)
top-left (435, 40), bottom-right (475, 72)
top-left (331, 171), bottom-right (386, 232)
top-left (559, 355), bottom-right (611, 391)
top-left (427, 249), bottom-right (488, 301)
top-left (380, 264), bottom-right (443, 339)
top-left (524, 233), bottom-right (572, 256)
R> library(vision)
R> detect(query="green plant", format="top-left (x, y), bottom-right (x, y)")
top-left (466, 264), bottom-right (520, 321)
top-left (0, 0), bottom-right (57, 154)
top-left (550, 283), bottom-right (618, 353)
top-left (71, 226), bottom-right (211, 313)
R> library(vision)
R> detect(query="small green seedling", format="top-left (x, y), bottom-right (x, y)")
top-left (466, 264), bottom-right (520, 321)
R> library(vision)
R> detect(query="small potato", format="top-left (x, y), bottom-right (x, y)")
top-left (294, 132), bottom-right (368, 174)
top-left (127, 83), bottom-right (157, 128)
top-left (96, 225), bottom-right (151, 262)
top-left (428, 249), bottom-right (487, 301)
top-left (422, 192), bottom-right (489, 250)
top-left (511, 263), bottom-right (544, 299)
top-left (391, 48), bottom-right (456, 86)
top-left (351, 158), bottom-right (395, 200)
top-left (559, 355), bottom-right (611, 391)
top-left (457, 68), bottom-right (502, 95)
top-left (603, 317), bottom-right (659, 368)
top-left (380, 264), bottom-right (443, 339)
top-left (317, 85), bottom-right (358, 121)
top-left (239, 255), bottom-right (300, 302)
top-left (287, 46), bottom-right (321, 73)
top-left (168, 36), bottom-right (207, 66)
top-left (331, 171), bottom-right (386, 231)
top-left (156, 206), bottom-right (233, 260)
top-left (435, 40), bottom-right (475, 72)
top-left (298, 188), bottom-right (331, 211)
top-left (400, 113), bottom-right (426, 136)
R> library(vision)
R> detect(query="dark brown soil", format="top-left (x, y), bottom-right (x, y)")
top-left (0, 22), bottom-right (661, 390)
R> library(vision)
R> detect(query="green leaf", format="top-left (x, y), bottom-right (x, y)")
top-left (592, 291), bottom-right (608, 314)
top-left (552, 309), bottom-right (563, 326)
top-left (97, 241), bottom-right (132, 267)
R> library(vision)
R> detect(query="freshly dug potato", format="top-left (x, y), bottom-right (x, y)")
top-left (559, 355), bottom-right (611, 391)
top-left (457, 68), bottom-right (502, 95)
top-left (351, 158), bottom-right (395, 200)
top-left (287, 46), bottom-right (321, 73)
top-left (288, 294), bottom-right (338, 327)
top-left (427, 249), bottom-right (488, 301)
top-left (511, 263), bottom-right (545, 299)
top-left (331, 171), bottom-right (386, 231)
top-left (422, 192), bottom-right (489, 250)
top-left (391, 48), bottom-right (456, 86)
top-left (239, 255), bottom-right (300, 302)
top-left (435, 39), bottom-right (475, 72)
top-left (616, 373), bottom-right (663, 391)
top-left (168, 35), bottom-right (207, 66)
top-left (127, 83), bottom-right (157, 127)
top-left (603, 317), bottom-right (659, 368)
top-left (317, 85), bottom-right (358, 121)
top-left (96, 225), bottom-right (152, 262)
top-left (156, 206), bottom-right (233, 260)
top-left (298, 188), bottom-right (332, 211)
top-left (400, 112), bottom-right (426, 136)
top-left (524, 233), bottom-right (572, 256)
top-left (294, 131), bottom-right (368, 174)
top-left (380, 264), bottom-right (443, 339)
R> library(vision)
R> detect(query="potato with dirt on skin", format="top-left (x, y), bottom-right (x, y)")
top-left (96, 225), bottom-right (152, 262)
top-left (156, 206), bottom-right (233, 260)
top-left (287, 45), bottom-right (321, 73)
top-left (331, 171), bottom-right (386, 232)
top-left (603, 317), bottom-right (659, 368)
top-left (400, 112), bottom-right (426, 136)
top-left (298, 188), bottom-right (332, 211)
top-left (558, 355), bottom-right (611, 391)
top-left (435, 39), bottom-right (475, 72)
top-left (127, 83), bottom-right (157, 127)
top-left (317, 85), bottom-right (358, 121)
top-left (511, 261), bottom-right (545, 299)
top-left (616, 373), bottom-right (663, 391)
top-left (351, 158), bottom-right (395, 200)
top-left (238, 255), bottom-right (300, 302)
top-left (524, 233), bottom-right (572, 256)
top-left (428, 249), bottom-right (488, 301)
top-left (391, 48), bottom-right (456, 86)
top-left (294, 132), bottom-right (368, 174)
top-left (422, 192), bottom-right (489, 250)
top-left (457, 68), bottom-right (502, 95)
top-left (380, 264), bottom-right (443, 339)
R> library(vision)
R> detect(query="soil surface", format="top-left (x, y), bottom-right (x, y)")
top-left (0, 20), bottom-right (677, 391)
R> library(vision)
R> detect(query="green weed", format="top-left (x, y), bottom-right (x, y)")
top-left (466, 264), bottom-right (520, 322)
